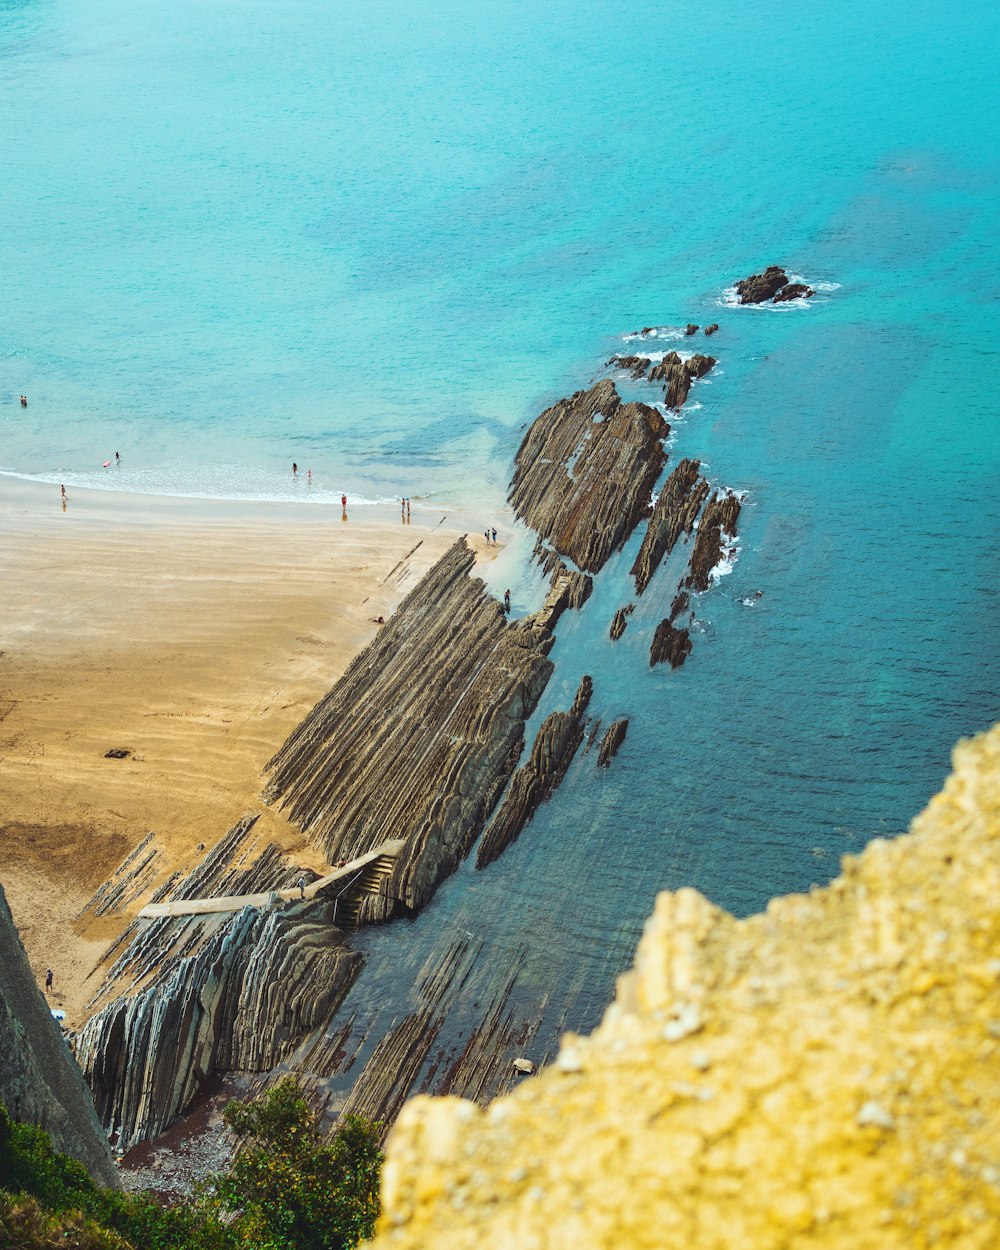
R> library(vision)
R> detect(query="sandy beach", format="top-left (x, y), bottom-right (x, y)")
top-left (0, 477), bottom-right (478, 1025)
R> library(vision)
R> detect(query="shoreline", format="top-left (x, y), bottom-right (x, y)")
top-left (0, 475), bottom-right (491, 1026)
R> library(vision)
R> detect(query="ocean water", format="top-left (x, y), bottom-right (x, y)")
top-left (4, 0), bottom-right (1000, 1088)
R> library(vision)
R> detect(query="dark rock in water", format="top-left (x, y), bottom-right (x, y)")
top-left (648, 352), bottom-right (717, 409)
top-left (649, 621), bottom-right (692, 670)
top-left (531, 542), bottom-right (593, 612)
top-left (704, 323), bottom-right (720, 336)
top-left (597, 719), bottom-right (628, 768)
top-left (630, 459), bottom-right (709, 595)
top-left (668, 589), bottom-right (690, 624)
top-left (609, 604), bottom-right (634, 641)
top-left (0, 885), bottom-right (119, 1186)
top-left (685, 324), bottom-right (699, 336)
top-left (104, 748), bottom-right (130, 759)
top-left (607, 354), bottom-right (652, 379)
top-left (684, 491), bottom-right (741, 593)
top-left (773, 282), bottom-right (814, 302)
top-left (476, 676), bottom-right (593, 870)
top-left (509, 380), bottom-right (668, 574)
top-left (735, 265), bottom-right (789, 304)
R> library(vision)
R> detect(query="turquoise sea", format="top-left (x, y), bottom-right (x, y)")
top-left (3, 0), bottom-right (999, 1093)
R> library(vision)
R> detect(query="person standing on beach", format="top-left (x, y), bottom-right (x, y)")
top-left (60, 484), bottom-right (67, 502)
top-left (115, 451), bottom-right (121, 465)
top-left (401, 497), bottom-right (406, 520)
top-left (491, 527), bottom-right (497, 544)
top-left (45, 968), bottom-right (53, 992)
top-left (504, 588), bottom-right (511, 613)
top-left (406, 498), bottom-right (411, 521)
top-left (293, 462), bottom-right (298, 476)
top-left (297, 876), bottom-right (306, 900)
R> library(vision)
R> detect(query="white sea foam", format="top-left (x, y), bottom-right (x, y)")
top-left (622, 326), bottom-right (685, 343)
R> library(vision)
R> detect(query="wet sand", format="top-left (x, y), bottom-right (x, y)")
top-left (0, 477), bottom-right (478, 1024)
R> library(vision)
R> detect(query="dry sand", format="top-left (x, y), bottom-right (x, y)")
top-left (0, 478), bottom-right (479, 1025)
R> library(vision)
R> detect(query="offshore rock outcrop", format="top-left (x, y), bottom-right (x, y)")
top-left (597, 719), bottom-right (628, 768)
top-left (265, 538), bottom-right (560, 919)
top-left (649, 621), bottom-right (692, 670)
top-left (608, 352), bottom-right (717, 410)
top-left (735, 264), bottom-right (814, 304)
top-left (630, 458), bottom-right (709, 595)
top-left (476, 676), bottom-right (593, 871)
top-left (609, 604), bottom-right (633, 641)
top-left (76, 815), bottom-right (361, 1153)
top-left (648, 351), bottom-right (716, 409)
top-left (508, 380), bottom-right (668, 574)
top-left (369, 722), bottom-right (1000, 1250)
top-left (0, 885), bottom-right (119, 1186)
top-left (684, 491), bottom-right (741, 592)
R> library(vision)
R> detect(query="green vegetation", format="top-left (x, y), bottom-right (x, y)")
top-left (0, 1079), bottom-right (383, 1250)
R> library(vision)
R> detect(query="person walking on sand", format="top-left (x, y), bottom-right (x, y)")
top-left (297, 876), bottom-right (306, 900)
top-left (406, 498), bottom-right (411, 520)
top-left (45, 968), bottom-right (53, 992)
top-left (60, 484), bottom-right (67, 501)
top-left (341, 493), bottom-right (347, 508)
top-left (491, 527), bottom-right (497, 544)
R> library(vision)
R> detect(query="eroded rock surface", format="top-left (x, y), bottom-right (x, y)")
top-left (370, 722), bottom-right (1000, 1250)
top-left (509, 381), bottom-right (668, 573)
top-left (685, 491), bottom-right (741, 592)
top-left (609, 605), bottom-right (633, 641)
top-left (265, 539), bottom-right (559, 917)
top-left (649, 620), bottom-right (692, 670)
top-left (76, 815), bottom-right (360, 1153)
top-left (630, 458), bottom-right (709, 595)
top-left (648, 351), bottom-right (717, 409)
top-left (476, 676), bottom-right (593, 870)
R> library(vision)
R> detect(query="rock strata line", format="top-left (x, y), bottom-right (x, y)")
top-left (265, 538), bottom-right (560, 918)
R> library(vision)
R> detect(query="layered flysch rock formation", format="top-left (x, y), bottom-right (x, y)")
top-left (370, 722), bottom-right (1000, 1250)
top-left (630, 458), bottom-right (709, 595)
top-left (476, 676), bottom-right (593, 870)
top-left (508, 380), bottom-right (668, 574)
top-left (684, 490), bottom-right (741, 592)
top-left (264, 538), bottom-right (562, 921)
top-left (0, 885), bottom-right (119, 1186)
top-left (77, 815), bottom-right (361, 1153)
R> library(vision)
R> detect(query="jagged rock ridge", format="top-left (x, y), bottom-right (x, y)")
top-left (508, 380), bottom-right (668, 574)
top-left (476, 676), bottom-right (593, 870)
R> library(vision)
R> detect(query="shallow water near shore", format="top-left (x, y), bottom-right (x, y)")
top-left (3, 0), bottom-right (1000, 1102)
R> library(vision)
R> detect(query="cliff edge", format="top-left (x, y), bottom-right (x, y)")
top-left (370, 722), bottom-right (1000, 1249)
top-left (0, 884), bottom-right (118, 1187)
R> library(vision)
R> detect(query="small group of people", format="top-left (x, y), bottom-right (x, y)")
top-left (400, 497), bottom-right (411, 521)
top-left (19, 394), bottom-right (27, 407)
top-left (483, 526), bottom-right (498, 544)
top-left (291, 463), bottom-right (314, 481)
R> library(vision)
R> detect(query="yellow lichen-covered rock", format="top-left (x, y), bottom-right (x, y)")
top-left (369, 724), bottom-right (1000, 1249)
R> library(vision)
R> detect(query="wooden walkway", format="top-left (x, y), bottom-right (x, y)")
top-left (137, 840), bottom-right (405, 919)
